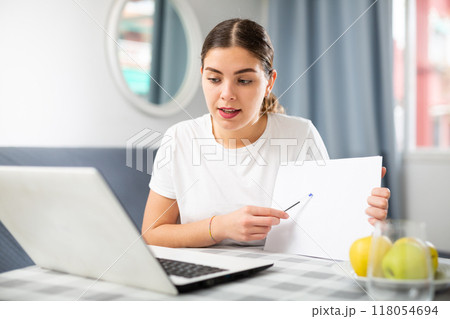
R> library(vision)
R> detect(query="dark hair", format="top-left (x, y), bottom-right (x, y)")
top-left (201, 18), bottom-right (285, 115)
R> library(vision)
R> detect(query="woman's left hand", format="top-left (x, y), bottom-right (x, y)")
top-left (366, 167), bottom-right (390, 226)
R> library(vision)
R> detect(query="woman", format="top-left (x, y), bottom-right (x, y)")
top-left (142, 18), bottom-right (390, 247)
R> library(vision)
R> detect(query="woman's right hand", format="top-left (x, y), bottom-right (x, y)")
top-left (213, 206), bottom-right (289, 242)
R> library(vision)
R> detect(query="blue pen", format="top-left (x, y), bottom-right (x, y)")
top-left (284, 193), bottom-right (313, 212)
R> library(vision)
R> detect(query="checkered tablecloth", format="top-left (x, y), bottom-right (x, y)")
top-left (1, 245), bottom-right (449, 301)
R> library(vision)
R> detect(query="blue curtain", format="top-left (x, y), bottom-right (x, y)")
top-left (148, 0), bottom-right (187, 104)
top-left (268, 0), bottom-right (401, 218)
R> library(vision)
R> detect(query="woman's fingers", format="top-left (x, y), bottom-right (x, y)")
top-left (251, 215), bottom-right (282, 227)
top-left (366, 206), bottom-right (388, 221)
top-left (371, 187), bottom-right (391, 199)
top-left (250, 225), bottom-right (272, 234)
top-left (229, 206), bottom-right (289, 242)
top-left (368, 217), bottom-right (378, 226)
top-left (242, 206), bottom-right (288, 227)
top-left (367, 194), bottom-right (389, 210)
top-left (250, 206), bottom-right (289, 219)
top-left (241, 226), bottom-right (273, 241)
top-left (366, 186), bottom-right (390, 225)
top-left (246, 233), bottom-right (269, 241)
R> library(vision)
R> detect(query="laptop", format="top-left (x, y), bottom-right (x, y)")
top-left (0, 166), bottom-right (273, 295)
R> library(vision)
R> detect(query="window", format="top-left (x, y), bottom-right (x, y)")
top-left (393, 0), bottom-right (450, 150)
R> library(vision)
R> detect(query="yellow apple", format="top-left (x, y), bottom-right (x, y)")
top-left (369, 235), bottom-right (393, 277)
top-left (349, 235), bottom-right (392, 277)
top-left (426, 241), bottom-right (439, 274)
top-left (349, 236), bottom-right (371, 277)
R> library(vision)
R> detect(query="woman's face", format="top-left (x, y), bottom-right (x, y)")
top-left (201, 46), bottom-right (276, 134)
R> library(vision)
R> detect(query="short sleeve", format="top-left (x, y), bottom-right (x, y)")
top-left (307, 120), bottom-right (330, 161)
top-left (149, 127), bottom-right (177, 199)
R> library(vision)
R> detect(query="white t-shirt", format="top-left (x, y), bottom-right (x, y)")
top-left (149, 113), bottom-right (329, 244)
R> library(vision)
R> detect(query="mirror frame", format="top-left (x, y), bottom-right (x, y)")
top-left (106, 0), bottom-right (202, 117)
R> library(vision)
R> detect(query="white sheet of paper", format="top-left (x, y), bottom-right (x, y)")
top-left (264, 156), bottom-right (382, 260)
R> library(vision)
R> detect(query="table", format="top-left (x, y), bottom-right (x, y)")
top-left (1, 245), bottom-right (449, 301)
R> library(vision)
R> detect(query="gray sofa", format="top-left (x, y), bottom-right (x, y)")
top-left (0, 147), bottom-right (152, 273)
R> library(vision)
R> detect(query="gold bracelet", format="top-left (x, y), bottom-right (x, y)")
top-left (209, 215), bottom-right (217, 243)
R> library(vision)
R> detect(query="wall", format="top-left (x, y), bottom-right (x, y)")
top-left (0, 0), bottom-right (267, 147)
top-left (404, 152), bottom-right (450, 252)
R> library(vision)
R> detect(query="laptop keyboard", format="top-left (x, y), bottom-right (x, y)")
top-left (156, 258), bottom-right (227, 278)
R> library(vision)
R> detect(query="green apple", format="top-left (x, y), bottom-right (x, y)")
top-left (382, 238), bottom-right (430, 280)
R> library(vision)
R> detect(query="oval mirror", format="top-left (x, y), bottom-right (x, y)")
top-left (107, 0), bottom-right (202, 117)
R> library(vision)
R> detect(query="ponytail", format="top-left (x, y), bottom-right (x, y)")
top-left (260, 92), bottom-right (285, 115)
